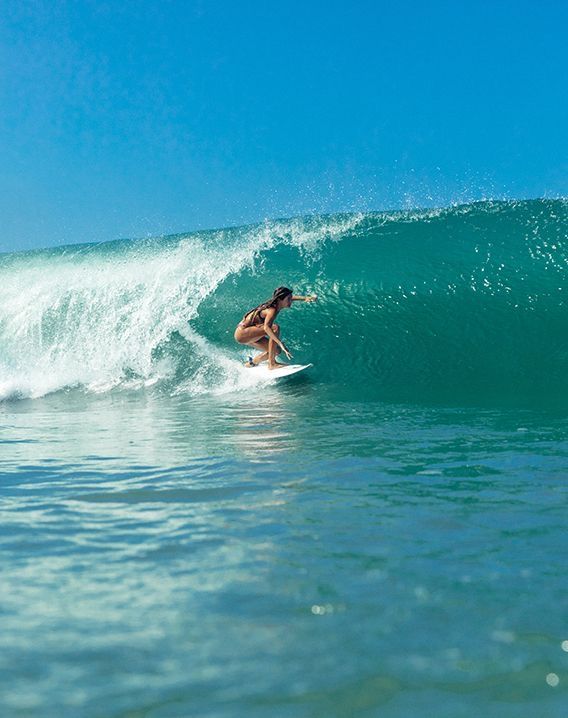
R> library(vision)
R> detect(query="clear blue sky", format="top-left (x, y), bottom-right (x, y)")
top-left (1, 0), bottom-right (566, 251)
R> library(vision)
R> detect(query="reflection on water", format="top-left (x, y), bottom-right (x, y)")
top-left (1, 384), bottom-right (313, 466)
top-left (1, 387), bottom-right (567, 717)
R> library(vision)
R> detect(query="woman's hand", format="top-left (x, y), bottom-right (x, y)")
top-left (305, 295), bottom-right (317, 303)
top-left (282, 344), bottom-right (293, 360)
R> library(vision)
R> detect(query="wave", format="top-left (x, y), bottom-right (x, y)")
top-left (0, 199), bottom-right (566, 407)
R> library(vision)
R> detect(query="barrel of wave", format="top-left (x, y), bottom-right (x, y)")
top-left (193, 200), bottom-right (568, 407)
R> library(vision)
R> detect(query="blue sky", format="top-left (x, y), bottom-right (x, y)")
top-left (1, 0), bottom-right (566, 251)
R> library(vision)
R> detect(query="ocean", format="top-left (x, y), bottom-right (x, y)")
top-left (1, 199), bottom-right (567, 717)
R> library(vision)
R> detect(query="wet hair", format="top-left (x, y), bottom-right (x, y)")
top-left (242, 286), bottom-right (293, 326)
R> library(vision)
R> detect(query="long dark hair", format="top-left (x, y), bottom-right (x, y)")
top-left (242, 286), bottom-right (293, 325)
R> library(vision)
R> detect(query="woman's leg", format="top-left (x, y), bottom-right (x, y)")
top-left (250, 333), bottom-right (283, 365)
top-left (235, 325), bottom-right (281, 366)
top-left (235, 326), bottom-right (266, 365)
top-left (248, 337), bottom-right (269, 364)
top-left (267, 324), bottom-right (284, 369)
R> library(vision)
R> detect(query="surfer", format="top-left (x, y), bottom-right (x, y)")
top-left (234, 286), bottom-right (317, 370)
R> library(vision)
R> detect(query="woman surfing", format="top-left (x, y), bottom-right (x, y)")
top-left (234, 286), bottom-right (317, 370)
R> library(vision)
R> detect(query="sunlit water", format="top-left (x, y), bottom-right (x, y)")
top-left (1, 380), bottom-right (566, 717)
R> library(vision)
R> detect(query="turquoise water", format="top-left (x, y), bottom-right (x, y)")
top-left (1, 200), bottom-right (567, 717)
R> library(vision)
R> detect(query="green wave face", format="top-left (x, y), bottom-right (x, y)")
top-left (197, 199), bottom-right (568, 406)
top-left (0, 199), bottom-right (566, 407)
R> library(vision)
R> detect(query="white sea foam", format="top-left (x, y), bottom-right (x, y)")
top-left (0, 213), bottom-right (362, 400)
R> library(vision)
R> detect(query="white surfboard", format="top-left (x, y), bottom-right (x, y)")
top-left (247, 363), bottom-right (312, 380)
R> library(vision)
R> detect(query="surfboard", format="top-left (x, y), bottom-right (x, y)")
top-left (247, 363), bottom-right (312, 380)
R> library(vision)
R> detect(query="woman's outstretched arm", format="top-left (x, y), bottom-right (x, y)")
top-left (292, 295), bottom-right (317, 302)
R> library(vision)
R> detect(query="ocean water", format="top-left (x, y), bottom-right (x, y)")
top-left (1, 199), bottom-right (567, 717)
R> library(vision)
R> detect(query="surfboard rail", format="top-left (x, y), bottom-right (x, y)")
top-left (245, 363), bottom-right (312, 380)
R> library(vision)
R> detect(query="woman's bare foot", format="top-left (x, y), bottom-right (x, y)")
top-left (268, 362), bottom-right (289, 370)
